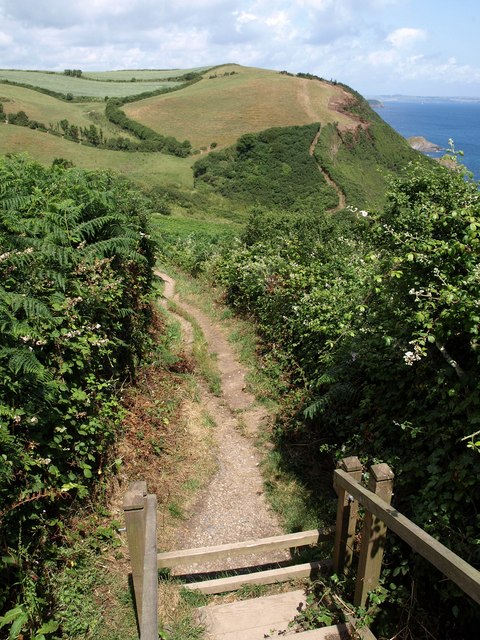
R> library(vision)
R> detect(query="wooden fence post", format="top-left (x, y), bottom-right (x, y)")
top-left (333, 456), bottom-right (363, 575)
top-left (140, 493), bottom-right (158, 640)
top-left (124, 481), bottom-right (148, 627)
top-left (354, 463), bottom-right (394, 608)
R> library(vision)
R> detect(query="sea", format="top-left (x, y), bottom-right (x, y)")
top-left (372, 99), bottom-right (480, 180)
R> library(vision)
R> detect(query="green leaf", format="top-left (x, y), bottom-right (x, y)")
top-left (0, 607), bottom-right (24, 629)
top-left (35, 620), bottom-right (59, 635)
top-left (9, 613), bottom-right (27, 639)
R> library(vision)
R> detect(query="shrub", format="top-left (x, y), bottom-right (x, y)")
top-left (0, 156), bottom-right (157, 632)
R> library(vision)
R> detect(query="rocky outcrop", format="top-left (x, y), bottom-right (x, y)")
top-left (407, 136), bottom-right (441, 152)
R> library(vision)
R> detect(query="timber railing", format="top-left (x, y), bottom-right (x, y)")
top-left (333, 456), bottom-right (480, 608)
top-left (123, 457), bottom-right (480, 639)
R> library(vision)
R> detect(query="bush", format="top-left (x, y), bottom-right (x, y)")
top-left (0, 156), bottom-right (157, 633)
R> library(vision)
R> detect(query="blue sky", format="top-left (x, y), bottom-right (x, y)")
top-left (0, 0), bottom-right (479, 97)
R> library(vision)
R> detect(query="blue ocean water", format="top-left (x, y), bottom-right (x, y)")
top-left (375, 101), bottom-right (480, 180)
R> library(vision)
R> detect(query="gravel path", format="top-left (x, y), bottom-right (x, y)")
top-left (158, 272), bottom-right (289, 575)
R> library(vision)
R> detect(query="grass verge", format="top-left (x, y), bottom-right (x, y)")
top-left (166, 298), bottom-right (221, 395)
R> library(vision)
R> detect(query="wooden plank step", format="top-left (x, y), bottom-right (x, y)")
top-left (184, 560), bottom-right (331, 594)
top-left (196, 589), bottom-right (352, 640)
top-left (292, 629), bottom-right (351, 639)
top-left (158, 528), bottom-right (334, 568)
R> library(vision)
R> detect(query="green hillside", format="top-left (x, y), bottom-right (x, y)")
top-left (123, 64), bottom-right (357, 149)
top-left (1, 64), bottom-right (423, 208)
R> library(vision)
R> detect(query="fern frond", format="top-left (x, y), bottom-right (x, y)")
top-left (0, 346), bottom-right (49, 380)
top-left (6, 291), bottom-right (53, 321)
top-left (73, 215), bottom-right (120, 241)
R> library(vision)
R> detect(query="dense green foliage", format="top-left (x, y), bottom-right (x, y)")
top-left (0, 156), bottom-right (156, 636)
top-left (194, 115), bottom-right (422, 212)
top-left (194, 124), bottom-right (338, 212)
top-left (164, 157), bottom-right (480, 637)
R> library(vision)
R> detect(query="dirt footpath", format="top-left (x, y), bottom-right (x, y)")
top-left (157, 272), bottom-right (289, 574)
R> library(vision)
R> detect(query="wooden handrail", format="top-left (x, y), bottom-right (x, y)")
top-left (334, 468), bottom-right (480, 605)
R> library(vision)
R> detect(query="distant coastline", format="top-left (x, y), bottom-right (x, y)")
top-left (370, 98), bottom-right (480, 180)
top-left (367, 94), bottom-right (480, 105)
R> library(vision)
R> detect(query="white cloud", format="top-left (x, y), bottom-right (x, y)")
top-left (386, 27), bottom-right (427, 49)
top-left (0, 1), bottom-right (478, 96)
top-left (0, 30), bottom-right (12, 46)
top-left (265, 11), bottom-right (289, 28)
top-left (367, 49), bottom-right (397, 66)
top-left (235, 11), bottom-right (258, 27)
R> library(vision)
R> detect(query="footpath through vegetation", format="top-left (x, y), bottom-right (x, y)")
top-left (158, 272), bottom-right (288, 573)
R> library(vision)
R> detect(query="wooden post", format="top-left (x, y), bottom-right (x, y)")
top-left (333, 456), bottom-right (363, 575)
top-left (354, 463), bottom-right (394, 608)
top-left (140, 494), bottom-right (158, 640)
top-left (124, 481), bottom-right (147, 627)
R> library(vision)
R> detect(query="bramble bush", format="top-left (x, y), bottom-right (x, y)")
top-left (0, 155), bottom-right (156, 635)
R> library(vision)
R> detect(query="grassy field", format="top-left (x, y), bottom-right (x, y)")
top-left (0, 84), bottom-right (99, 128)
top-left (83, 66), bottom-right (211, 81)
top-left (123, 64), bottom-right (356, 149)
top-left (0, 124), bottom-right (194, 188)
top-left (0, 70), bottom-right (180, 98)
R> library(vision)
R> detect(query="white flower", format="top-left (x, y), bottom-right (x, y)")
top-left (403, 343), bottom-right (423, 365)
top-left (360, 210), bottom-right (369, 217)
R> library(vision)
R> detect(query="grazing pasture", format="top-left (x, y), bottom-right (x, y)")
top-left (0, 70), bottom-right (181, 98)
top-left (0, 84), bottom-right (95, 128)
top-left (83, 66), bottom-right (210, 81)
top-left (123, 64), bottom-right (356, 149)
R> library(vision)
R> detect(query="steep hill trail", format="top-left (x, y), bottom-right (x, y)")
top-left (310, 128), bottom-right (346, 212)
top-left (157, 271), bottom-right (289, 574)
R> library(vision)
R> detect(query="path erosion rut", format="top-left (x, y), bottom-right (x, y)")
top-left (158, 272), bottom-right (289, 574)
top-left (310, 128), bottom-right (346, 212)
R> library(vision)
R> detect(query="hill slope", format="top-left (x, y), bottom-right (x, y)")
top-left (123, 64), bottom-right (361, 149)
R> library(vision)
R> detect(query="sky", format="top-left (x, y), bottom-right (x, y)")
top-left (1, 0), bottom-right (480, 97)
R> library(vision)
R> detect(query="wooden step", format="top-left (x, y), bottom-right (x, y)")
top-left (196, 589), bottom-right (353, 640)
top-left (185, 560), bottom-right (330, 594)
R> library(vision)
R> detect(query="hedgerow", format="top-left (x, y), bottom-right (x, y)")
top-left (0, 155), bottom-right (156, 635)
top-left (105, 99), bottom-right (192, 156)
